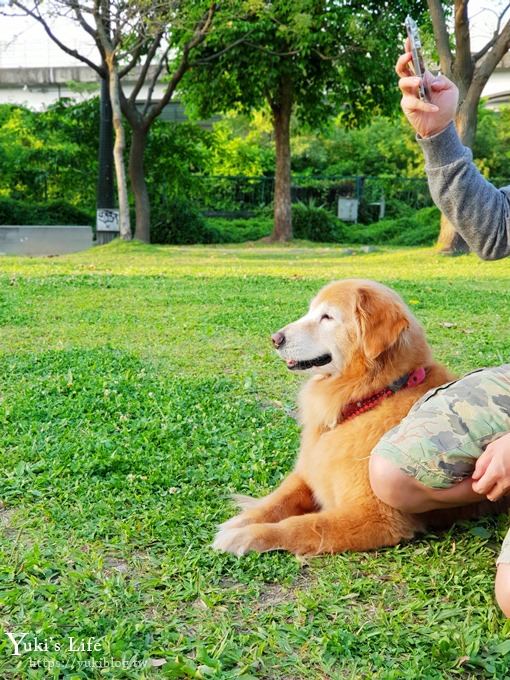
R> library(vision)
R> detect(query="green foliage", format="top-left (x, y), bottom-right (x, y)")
top-left (152, 208), bottom-right (272, 245)
top-left (205, 216), bottom-right (272, 242)
top-left (144, 120), bottom-right (213, 199)
top-left (292, 116), bottom-right (425, 177)
top-left (208, 112), bottom-right (274, 177)
top-left (184, 1), bottom-right (428, 127)
top-left (0, 100), bottom-right (98, 208)
top-left (0, 196), bottom-right (93, 226)
top-left (150, 197), bottom-right (212, 244)
top-left (473, 103), bottom-right (510, 179)
top-left (344, 206), bottom-right (441, 245)
top-left (292, 201), bottom-right (341, 242)
top-left (148, 204), bottom-right (439, 246)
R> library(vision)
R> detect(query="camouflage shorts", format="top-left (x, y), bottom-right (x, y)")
top-left (371, 364), bottom-right (510, 564)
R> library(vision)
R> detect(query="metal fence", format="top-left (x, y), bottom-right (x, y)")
top-left (12, 171), bottom-right (510, 224)
top-left (196, 174), bottom-right (510, 221)
top-left (194, 174), bottom-right (435, 221)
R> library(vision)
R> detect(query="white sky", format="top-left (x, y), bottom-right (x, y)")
top-left (0, 11), bottom-right (97, 68)
top-left (0, 1), bottom-right (507, 69)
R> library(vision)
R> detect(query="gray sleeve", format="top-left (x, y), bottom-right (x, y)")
top-left (418, 121), bottom-right (510, 260)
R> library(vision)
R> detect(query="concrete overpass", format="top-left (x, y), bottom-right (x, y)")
top-left (1, 58), bottom-right (510, 112)
top-left (0, 64), bottom-right (217, 124)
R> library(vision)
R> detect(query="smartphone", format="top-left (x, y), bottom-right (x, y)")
top-left (404, 16), bottom-right (429, 102)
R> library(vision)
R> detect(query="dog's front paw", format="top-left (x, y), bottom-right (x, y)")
top-left (212, 524), bottom-right (277, 556)
top-left (217, 511), bottom-right (256, 532)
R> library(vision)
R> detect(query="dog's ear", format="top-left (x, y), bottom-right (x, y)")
top-left (355, 287), bottom-right (410, 361)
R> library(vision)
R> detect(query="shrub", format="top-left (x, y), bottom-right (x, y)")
top-left (0, 196), bottom-right (93, 226)
top-left (343, 206), bottom-right (440, 246)
top-left (150, 198), bottom-right (213, 245)
top-left (291, 201), bottom-right (340, 242)
top-left (388, 206), bottom-right (441, 246)
top-left (204, 217), bottom-right (272, 243)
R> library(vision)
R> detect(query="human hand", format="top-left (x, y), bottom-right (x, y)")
top-left (471, 432), bottom-right (510, 501)
top-left (395, 38), bottom-right (458, 138)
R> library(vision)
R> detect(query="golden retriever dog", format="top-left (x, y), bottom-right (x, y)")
top-left (213, 279), bottom-right (507, 556)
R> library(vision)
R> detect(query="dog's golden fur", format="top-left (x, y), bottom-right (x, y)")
top-left (213, 279), bottom-right (505, 556)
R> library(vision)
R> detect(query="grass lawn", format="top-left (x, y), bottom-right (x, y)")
top-left (1, 240), bottom-right (510, 679)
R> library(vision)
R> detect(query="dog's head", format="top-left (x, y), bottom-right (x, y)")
top-left (271, 279), bottom-right (429, 377)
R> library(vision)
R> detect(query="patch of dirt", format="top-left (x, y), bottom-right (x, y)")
top-left (0, 507), bottom-right (15, 529)
top-left (256, 582), bottom-right (295, 608)
top-left (0, 506), bottom-right (18, 539)
top-left (104, 556), bottom-right (130, 576)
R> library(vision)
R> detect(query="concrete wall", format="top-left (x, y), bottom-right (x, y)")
top-left (0, 226), bottom-right (93, 256)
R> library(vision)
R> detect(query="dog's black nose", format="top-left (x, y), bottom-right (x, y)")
top-left (271, 331), bottom-right (285, 349)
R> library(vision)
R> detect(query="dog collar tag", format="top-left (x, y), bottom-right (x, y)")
top-left (406, 367), bottom-right (426, 387)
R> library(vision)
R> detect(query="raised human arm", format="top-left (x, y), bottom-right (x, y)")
top-left (396, 46), bottom-right (510, 260)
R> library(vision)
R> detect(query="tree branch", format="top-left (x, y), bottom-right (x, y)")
top-left (454, 0), bottom-right (473, 86)
top-left (11, 0), bottom-right (104, 76)
top-left (68, 0), bottom-right (97, 41)
top-left (427, 0), bottom-right (453, 75)
top-left (128, 31), bottom-right (164, 105)
top-left (145, 1), bottom-right (217, 126)
top-left (118, 42), bottom-right (145, 78)
top-left (473, 2), bottom-right (510, 62)
top-left (142, 45), bottom-right (170, 117)
top-left (473, 15), bottom-right (510, 88)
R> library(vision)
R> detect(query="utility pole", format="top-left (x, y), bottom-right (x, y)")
top-left (95, 0), bottom-right (119, 245)
top-left (95, 74), bottom-right (118, 244)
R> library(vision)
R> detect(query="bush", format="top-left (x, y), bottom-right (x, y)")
top-left (148, 201), bottom-right (439, 246)
top-left (151, 196), bottom-right (272, 244)
top-left (204, 217), bottom-right (272, 243)
top-left (292, 201), bottom-right (340, 242)
top-left (150, 198), bottom-right (214, 245)
top-left (343, 206), bottom-right (440, 246)
top-left (0, 196), bottom-right (93, 226)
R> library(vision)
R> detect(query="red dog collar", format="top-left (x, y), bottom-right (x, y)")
top-left (340, 367), bottom-right (427, 423)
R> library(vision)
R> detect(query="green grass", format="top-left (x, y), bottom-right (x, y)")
top-left (1, 239), bottom-right (510, 678)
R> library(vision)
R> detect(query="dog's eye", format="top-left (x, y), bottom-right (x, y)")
top-left (320, 314), bottom-right (333, 322)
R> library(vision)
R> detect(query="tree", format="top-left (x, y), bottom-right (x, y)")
top-left (7, 0), bottom-right (231, 242)
top-left (183, 0), bottom-right (426, 241)
top-left (0, 100), bottom-right (99, 207)
top-left (428, 0), bottom-right (510, 253)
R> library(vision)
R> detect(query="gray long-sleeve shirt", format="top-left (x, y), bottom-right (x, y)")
top-left (418, 121), bottom-right (510, 260)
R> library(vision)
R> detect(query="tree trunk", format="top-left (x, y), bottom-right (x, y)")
top-left (270, 78), bottom-right (293, 242)
top-left (106, 55), bottom-right (131, 240)
top-left (436, 215), bottom-right (470, 254)
top-left (436, 92), bottom-right (479, 255)
top-left (129, 126), bottom-right (151, 243)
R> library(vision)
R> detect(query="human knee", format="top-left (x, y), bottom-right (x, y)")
top-left (495, 564), bottom-right (510, 618)
top-left (369, 454), bottom-right (426, 512)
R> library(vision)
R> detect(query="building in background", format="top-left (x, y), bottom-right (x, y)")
top-left (1, 7), bottom-right (509, 111)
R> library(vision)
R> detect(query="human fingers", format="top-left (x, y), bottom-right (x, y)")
top-left (472, 458), bottom-right (500, 495)
top-left (472, 447), bottom-right (495, 481)
top-left (429, 74), bottom-right (455, 93)
top-left (486, 480), bottom-right (510, 502)
top-left (399, 76), bottom-right (423, 95)
top-left (401, 94), bottom-right (439, 114)
top-left (395, 51), bottom-right (414, 78)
